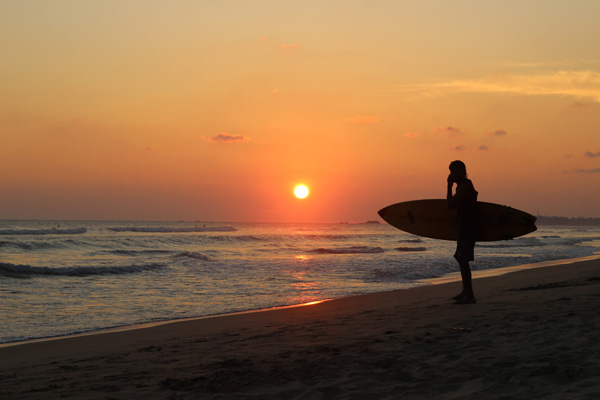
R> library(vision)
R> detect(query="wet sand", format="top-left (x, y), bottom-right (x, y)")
top-left (2, 258), bottom-right (600, 399)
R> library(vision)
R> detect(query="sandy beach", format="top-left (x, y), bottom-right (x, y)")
top-left (2, 258), bottom-right (600, 399)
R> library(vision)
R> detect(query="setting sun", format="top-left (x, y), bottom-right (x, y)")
top-left (294, 185), bottom-right (309, 199)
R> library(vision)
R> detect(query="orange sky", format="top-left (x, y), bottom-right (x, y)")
top-left (2, 1), bottom-right (600, 222)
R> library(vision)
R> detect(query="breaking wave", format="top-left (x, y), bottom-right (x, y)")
top-left (477, 236), bottom-right (598, 249)
top-left (365, 264), bottom-right (454, 283)
top-left (0, 228), bottom-right (87, 235)
top-left (0, 240), bottom-right (66, 250)
top-left (311, 246), bottom-right (385, 254)
top-left (174, 251), bottom-right (213, 261)
top-left (396, 247), bottom-right (427, 252)
top-left (107, 226), bottom-right (236, 233)
top-left (108, 249), bottom-right (175, 256)
top-left (0, 262), bottom-right (164, 277)
top-left (299, 234), bottom-right (354, 240)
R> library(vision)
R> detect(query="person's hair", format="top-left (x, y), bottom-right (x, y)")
top-left (449, 160), bottom-right (467, 177)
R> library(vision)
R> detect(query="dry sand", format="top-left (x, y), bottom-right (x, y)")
top-left (2, 258), bottom-right (600, 399)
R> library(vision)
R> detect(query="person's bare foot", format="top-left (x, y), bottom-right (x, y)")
top-left (453, 296), bottom-right (476, 304)
top-left (452, 292), bottom-right (466, 301)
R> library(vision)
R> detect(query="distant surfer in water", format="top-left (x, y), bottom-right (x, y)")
top-left (447, 160), bottom-right (478, 304)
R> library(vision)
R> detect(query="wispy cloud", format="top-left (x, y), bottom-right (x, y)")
top-left (347, 115), bottom-right (380, 125)
top-left (278, 43), bottom-right (302, 51)
top-left (434, 126), bottom-right (462, 136)
top-left (585, 151), bottom-right (600, 158)
top-left (565, 168), bottom-right (600, 174)
top-left (493, 129), bottom-right (507, 136)
top-left (479, 145), bottom-right (489, 150)
top-left (452, 145), bottom-right (466, 151)
top-left (408, 71), bottom-right (600, 102)
top-left (209, 133), bottom-right (249, 143)
top-left (570, 101), bottom-right (594, 109)
top-left (403, 132), bottom-right (418, 138)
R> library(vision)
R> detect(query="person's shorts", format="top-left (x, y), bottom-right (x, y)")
top-left (454, 227), bottom-right (476, 263)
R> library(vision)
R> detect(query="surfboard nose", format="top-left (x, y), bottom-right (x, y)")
top-left (377, 207), bottom-right (389, 220)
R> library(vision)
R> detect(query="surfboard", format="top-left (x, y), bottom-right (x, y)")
top-left (378, 199), bottom-right (537, 242)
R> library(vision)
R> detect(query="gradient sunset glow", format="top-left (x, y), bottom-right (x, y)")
top-left (2, 1), bottom-right (599, 222)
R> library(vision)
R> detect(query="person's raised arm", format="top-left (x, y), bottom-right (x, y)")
top-left (447, 174), bottom-right (455, 208)
top-left (448, 179), bottom-right (468, 209)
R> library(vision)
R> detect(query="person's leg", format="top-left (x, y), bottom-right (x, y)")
top-left (451, 261), bottom-right (471, 301)
top-left (451, 251), bottom-right (466, 300)
top-left (455, 260), bottom-right (476, 304)
top-left (452, 229), bottom-right (476, 302)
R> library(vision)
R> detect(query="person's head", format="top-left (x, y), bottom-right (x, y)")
top-left (449, 160), bottom-right (467, 182)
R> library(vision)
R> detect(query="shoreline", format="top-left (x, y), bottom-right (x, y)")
top-left (2, 253), bottom-right (599, 349)
top-left (2, 256), bottom-right (600, 398)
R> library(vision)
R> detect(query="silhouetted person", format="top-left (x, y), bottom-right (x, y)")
top-left (447, 160), bottom-right (478, 304)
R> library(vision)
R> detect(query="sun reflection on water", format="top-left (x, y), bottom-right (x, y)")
top-left (294, 255), bottom-right (312, 262)
top-left (301, 300), bottom-right (325, 306)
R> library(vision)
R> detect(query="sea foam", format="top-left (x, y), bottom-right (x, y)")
top-left (0, 262), bottom-right (164, 277)
top-left (0, 228), bottom-right (87, 235)
top-left (107, 226), bottom-right (236, 233)
top-left (311, 246), bottom-right (385, 254)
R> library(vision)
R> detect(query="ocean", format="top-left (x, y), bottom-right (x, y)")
top-left (1, 220), bottom-right (600, 345)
